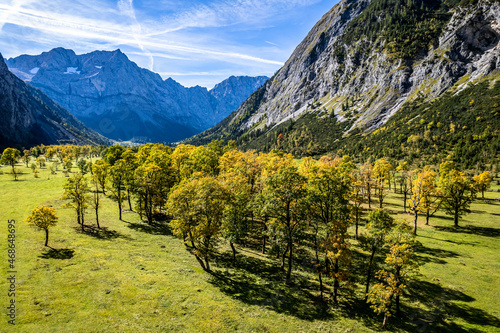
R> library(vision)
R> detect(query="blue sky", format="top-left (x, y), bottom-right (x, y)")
top-left (0, 0), bottom-right (338, 88)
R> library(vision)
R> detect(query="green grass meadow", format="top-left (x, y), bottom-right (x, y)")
top-left (0, 161), bottom-right (499, 332)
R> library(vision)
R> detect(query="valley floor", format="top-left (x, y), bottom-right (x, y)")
top-left (0, 163), bottom-right (499, 332)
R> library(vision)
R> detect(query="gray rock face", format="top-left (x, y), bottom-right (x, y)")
top-left (210, 75), bottom-right (269, 119)
top-left (0, 53), bottom-right (108, 150)
top-left (6, 48), bottom-right (268, 143)
top-left (210, 0), bottom-right (500, 140)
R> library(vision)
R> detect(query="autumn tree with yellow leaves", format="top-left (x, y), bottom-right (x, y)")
top-left (25, 206), bottom-right (58, 247)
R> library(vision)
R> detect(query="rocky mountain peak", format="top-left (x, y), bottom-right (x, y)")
top-left (0, 53), bottom-right (8, 72)
top-left (7, 48), bottom-right (269, 143)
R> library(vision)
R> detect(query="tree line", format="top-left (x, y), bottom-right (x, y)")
top-left (2, 141), bottom-right (492, 328)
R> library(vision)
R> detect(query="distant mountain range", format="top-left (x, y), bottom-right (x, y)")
top-left (0, 53), bottom-right (109, 151)
top-left (6, 48), bottom-right (268, 143)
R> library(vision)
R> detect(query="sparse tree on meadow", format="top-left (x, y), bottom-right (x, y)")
top-left (360, 209), bottom-right (395, 301)
top-left (91, 160), bottom-right (109, 195)
top-left (45, 148), bottom-right (55, 161)
top-left (439, 168), bottom-right (476, 227)
top-left (361, 162), bottom-right (374, 209)
top-left (108, 160), bottom-right (127, 220)
top-left (24, 206), bottom-right (58, 246)
top-left (1, 148), bottom-right (21, 180)
top-left (304, 157), bottom-right (352, 300)
top-left (408, 168), bottom-right (437, 235)
top-left (220, 172), bottom-right (251, 263)
top-left (373, 158), bottom-right (392, 208)
top-left (264, 166), bottom-right (307, 284)
top-left (61, 173), bottom-right (90, 231)
top-left (36, 156), bottom-right (46, 168)
top-left (22, 150), bottom-right (30, 167)
top-left (473, 171), bottom-right (492, 199)
top-left (397, 161), bottom-right (410, 211)
top-left (90, 173), bottom-right (101, 228)
top-left (367, 220), bottom-right (417, 329)
top-left (168, 176), bottom-right (228, 271)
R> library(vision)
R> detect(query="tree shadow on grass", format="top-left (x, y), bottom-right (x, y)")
top-left (209, 250), bottom-right (331, 321)
top-left (39, 247), bottom-right (75, 259)
top-left (126, 221), bottom-right (172, 236)
top-left (414, 243), bottom-right (461, 265)
top-left (73, 225), bottom-right (133, 240)
top-left (418, 234), bottom-right (476, 246)
top-left (400, 280), bottom-right (500, 332)
top-left (348, 279), bottom-right (500, 332)
top-left (433, 225), bottom-right (500, 237)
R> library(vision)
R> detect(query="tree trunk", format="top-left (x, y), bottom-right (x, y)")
top-left (403, 192), bottom-right (407, 212)
top-left (77, 207), bottom-right (81, 225)
top-left (262, 219), bottom-right (268, 254)
top-left (365, 247), bottom-right (376, 301)
top-left (318, 270), bottom-right (324, 300)
top-left (188, 230), bottom-right (196, 249)
top-left (368, 187), bottom-right (372, 209)
top-left (382, 314), bottom-right (388, 329)
top-left (355, 207), bottom-right (359, 240)
top-left (194, 254), bottom-right (206, 270)
top-left (425, 209), bottom-right (430, 225)
top-left (286, 241), bottom-right (293, 284)
top-left (230, 242), bottom-right (237, 264)
top-left (454, 207), bottom-right (459, 227)
top-left (204, 256), bottom-right (210, 272)
top-left (324, 255), bottom-right (330, 275)
top-left (44, 229), bottom-right (49, 247)
top-left (95, 205), bottom-right (100, 229)
top-left (413, 210), bottom-right (418, 235)
top-left (482, 189), bottom-right (484, 199)
top-left (314, 231), bottom-right (323, 299)
top-left (118, 190), bottom-right (122, 220)
top-left (281, 245), bottom-right (288, 270)
top-left (396, 293), bottom-right (401, 316)
top-left (333, 258), bottom-right (339, 303)
top-left (127, 188), bottom-right (133, 211)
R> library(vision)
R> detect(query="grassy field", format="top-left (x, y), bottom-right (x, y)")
top-left (0, 160), bottom-right (499, 332)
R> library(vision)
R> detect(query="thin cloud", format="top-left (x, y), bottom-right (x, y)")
top-left (0, 1), bottom-right (283, 66)
top-left (265, 41), bottom-right (279, 47)
top-left (148, 0), bottom-right (322, 36)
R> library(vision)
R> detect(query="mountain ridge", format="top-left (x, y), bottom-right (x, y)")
top-left (7, 48), bottom-right (268, 143)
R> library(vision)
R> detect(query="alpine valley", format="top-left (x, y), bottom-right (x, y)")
top-left (188, 0), bottom-right (500, 169)
top-left (0, 53), bottom-right (109, 151)
top-left (6, 48), bottom-right (268, 143)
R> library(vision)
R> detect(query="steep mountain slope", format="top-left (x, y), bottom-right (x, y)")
top-left (0, 53), bottom-right (109, 151)
top-left (210, 75), bottom-right (269, 118)
top-left (7, 48), bottom-right (268, 143)
top-left (187, 0), bottom-right (500, 161)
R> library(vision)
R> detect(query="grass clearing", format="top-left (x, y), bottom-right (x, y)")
top-left (1, 161), bottom-right (499, 332)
